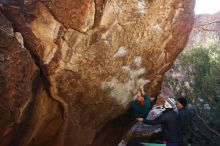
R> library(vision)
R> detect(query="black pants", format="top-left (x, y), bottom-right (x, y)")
top-left (127, 140), bottom-right (145, 146)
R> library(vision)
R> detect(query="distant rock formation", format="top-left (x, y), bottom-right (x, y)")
top-left (162, 12), bottom-right (220, 97)
top-left (0, 0), bottom-right (195, 146)
top-left (186, 11), bottom-right (220, 49)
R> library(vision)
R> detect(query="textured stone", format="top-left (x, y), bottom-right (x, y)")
top-left (1, 0), bottom-right (195, 145)
top-left (186, 11), bottom-right (220, 49)
top-left (0, 12), bottom-right (38, 146)
top-left (0, 12), bottom-right (63, 146)
top-left (44, 0), bottom-right (96, 32)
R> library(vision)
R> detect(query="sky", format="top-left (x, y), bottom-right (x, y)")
top-left (195, 0), bottom-right (220, 14)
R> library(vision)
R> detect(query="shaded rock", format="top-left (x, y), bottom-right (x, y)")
top-left (0, 11), bottom-right (38, 146)
top-left (15, 82), bottom-right (64, 146)
top-left (0, 11), bottom-right (63, 146)
top-left (0, 0), bottom-right (195, 145)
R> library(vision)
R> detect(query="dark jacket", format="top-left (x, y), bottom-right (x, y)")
top-left (143, 108), bottom-right (182, 143)
top-left (178, 107), bottom-right (191, 135)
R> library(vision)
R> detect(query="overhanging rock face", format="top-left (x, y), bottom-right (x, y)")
top-left (0, 0), bottom-right (195, 146)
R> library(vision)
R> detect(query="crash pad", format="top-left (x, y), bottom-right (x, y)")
top-left (141, 143), bottom-right (165, 146)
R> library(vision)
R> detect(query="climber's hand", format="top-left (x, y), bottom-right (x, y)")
top-left (151, 112), bottom-right (157, 118)
top-left (136, 118), bottom-right (144, 122)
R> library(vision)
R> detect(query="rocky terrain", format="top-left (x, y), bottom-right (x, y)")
top-left (186, 11), bottom-right (220, 49)
top-left (0, 0), bottom-right (195, 146)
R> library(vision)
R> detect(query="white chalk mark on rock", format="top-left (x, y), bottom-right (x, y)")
top-left (113, 46), bottom-right (128, 58)
top-left (134, 56), bottom-right (142, 66)
top-left (137, 0), bottom-right (147, 13)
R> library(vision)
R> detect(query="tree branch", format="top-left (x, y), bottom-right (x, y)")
top-left (193, 105), bottom-right (220, 137)
top-left (194, 20), bottom-right (220, 28)
top-left (202, 27), bottom-right (220, 32)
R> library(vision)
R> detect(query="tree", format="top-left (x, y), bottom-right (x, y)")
top-left (179, 38), bottom-right (220, 99)
top-left (165, 38), bottom-right (220, 146)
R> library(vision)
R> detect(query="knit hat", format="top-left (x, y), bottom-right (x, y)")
top-left (164, 97), bottom-right (176, 108)
top-left (177, 97), bottom-right (187, 107)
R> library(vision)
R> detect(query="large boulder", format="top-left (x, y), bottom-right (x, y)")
top-left (0, 0), bottom-right (195, 145)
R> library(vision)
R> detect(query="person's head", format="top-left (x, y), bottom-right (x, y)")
top-left (164, 97), bottom-right (176, 109)
top-left (136, 95), bottom-right (145, 106)
top-left (176, 97), bottom-right (187, 109)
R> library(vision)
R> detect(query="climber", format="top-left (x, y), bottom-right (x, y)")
top-left (176, 97), bottom-right (191, 146)
top-left (118, 86), bottom-right (155, 146)
top-left (132, 87), bottom-right (152, 118)
top-left (137, 97), bottom-right (182, 146)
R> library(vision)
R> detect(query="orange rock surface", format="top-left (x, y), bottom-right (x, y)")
top-left (0, 0), bottom-right (195, 145)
